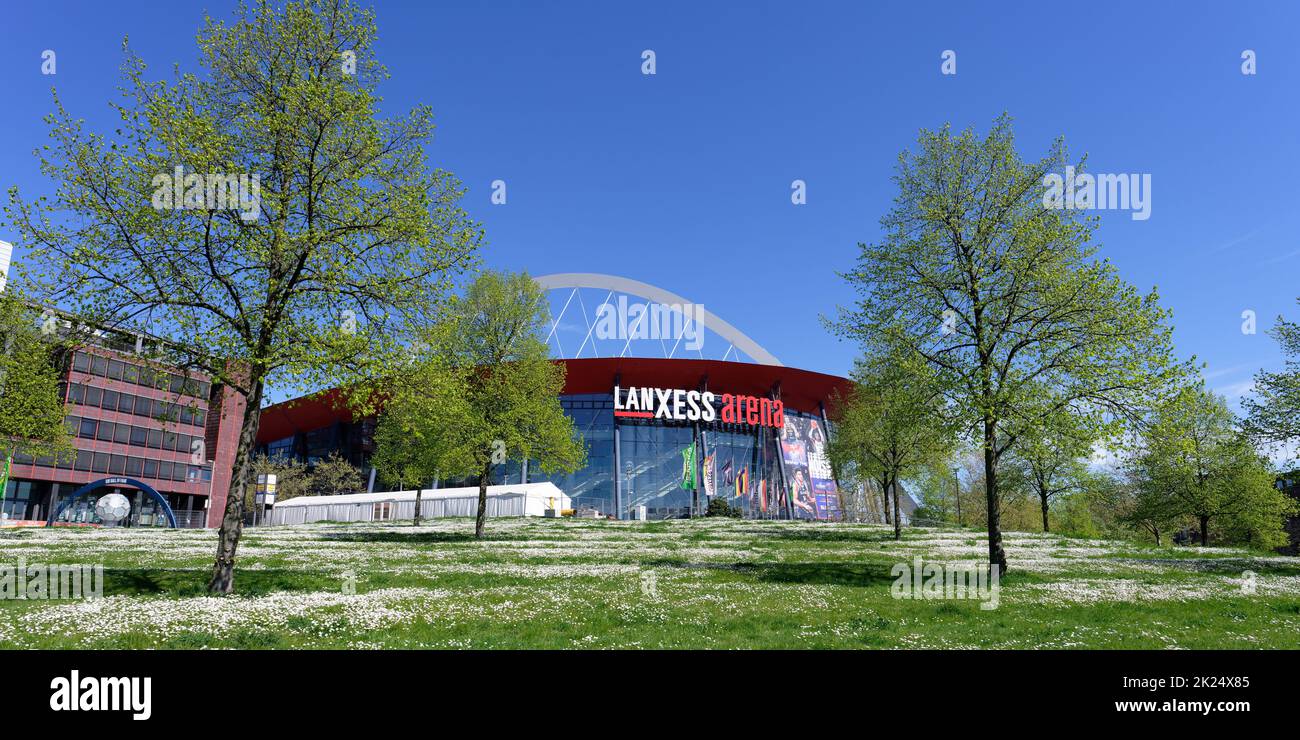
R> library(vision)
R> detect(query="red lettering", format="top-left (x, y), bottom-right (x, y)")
top-left (745, 396), bottom-right (758, 425)
top-left (721, 394), bottom-right (735, 424)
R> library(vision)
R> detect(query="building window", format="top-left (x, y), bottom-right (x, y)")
top-left (125, 457), bottom-right (142, 477)
top-left (85, 386), bottom-right (103, 407)
top-left (78, 419), bottom-right (96, 438)
top-left (91, 453), bottom-right (110, 474)
top-left (72, 352), bottom-right (91, 372)
top-left (373, 502), bottom-right (392, 520)
top-left (96, 421), bottom-right (115, 442)
top-left (90, 355), bottom-right (108, 376)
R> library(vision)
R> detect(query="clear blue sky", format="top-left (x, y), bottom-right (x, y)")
top-left (3, 1), bottom-right (1298, 407)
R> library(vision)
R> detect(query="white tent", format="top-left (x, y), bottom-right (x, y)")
top-left (266, 482), bottom-right (570, 526)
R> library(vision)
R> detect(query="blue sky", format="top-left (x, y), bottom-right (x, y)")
top-left (3, 1), bottom-right (1298, 408)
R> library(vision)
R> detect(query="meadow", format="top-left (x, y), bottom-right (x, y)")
top-left (1, 517), bottom-right (1298, 649)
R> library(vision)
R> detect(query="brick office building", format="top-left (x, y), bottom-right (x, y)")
top-left (1, 324), bottom-right (243, 528)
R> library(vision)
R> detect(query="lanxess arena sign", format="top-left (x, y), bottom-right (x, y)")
top-left (613, 385), bottom-right (784, 428)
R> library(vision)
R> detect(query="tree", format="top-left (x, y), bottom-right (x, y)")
top-left (827, 355), bottom-right (952, 540)
top-left (1002, 407), bottom-right (1093, 532)
top-left (1129, 383), bottom-right (1296, 547)
top-left (830, 115), bottom-right (1183, 571)
top-left (0, 290), bottom-right (74, 499)
top-left (1244, 299), bottom-right (1300, 458)
top-left (5, 0), bottom-right (480, 592)
top-left (377, 271), bottom-right (585, 538)
top-left (309, 451), bottom-right (364, 496)
top-left (372, 367), bottom-right (467, 526)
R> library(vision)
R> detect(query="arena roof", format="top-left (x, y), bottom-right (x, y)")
top-left (255, 357), bottom-right (851, 445)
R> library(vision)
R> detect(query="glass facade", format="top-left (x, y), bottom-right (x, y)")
top-left (518, 396), bottom-right (842, 521)
top-left (256, 384), bottom-right (845, 522)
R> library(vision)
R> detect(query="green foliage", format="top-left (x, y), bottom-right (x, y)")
top-left (308, 451), bottom-right (365, 496)
top-left (0, 290), bottom-right (73, 462)
top-left (1244, 298), bottom-right (1300, 460)
top-left (1128, 381), bottom-right (1298, 548)
top-left (374, 270), bottom-right (585, 535)
top-left (1000, 406), bottom-right (1095, 531)
top-left (706, 497), bottom-right (741, 518)
top-left (2, 0), bottom-right (480, 590)
top-left (829, 115), bottom-right (1185, 568)
top-left (827, 355), bottom-right (953, 502)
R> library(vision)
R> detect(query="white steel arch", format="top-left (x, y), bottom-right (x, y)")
top-left (533, 272), bottom-right (783, 367)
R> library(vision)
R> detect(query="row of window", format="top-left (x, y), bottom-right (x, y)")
top-left (71, 351), bottom-right (211, 399)
top-left (13, 449), bottom-right (211, 484)
top-left (68, 416), bottom-right (207, 458)
top-left (67, 383), bottom-right (207, 428)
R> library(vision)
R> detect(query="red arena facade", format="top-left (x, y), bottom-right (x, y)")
top-left (257, 357), bottom-right (852, 521)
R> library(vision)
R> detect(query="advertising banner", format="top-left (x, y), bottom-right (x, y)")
top-left (780, 413), bottom-right (842, 520)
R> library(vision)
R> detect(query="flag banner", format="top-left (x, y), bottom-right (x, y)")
top-left (0, 453), bottom-right (11, 513)
top-left (702, 453), bottom-right (716, 497)
top-left (735, 466), bottom-right (749, 498)
top-left (721, 459), bottom-right (734, 487)
top-left (680, 444), bottom-right (696, 490)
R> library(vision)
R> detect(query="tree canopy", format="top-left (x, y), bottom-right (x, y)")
top-left (830, 115), bottom-right (1184, 571)
top-left (4, 0), bottom-right (481, 591)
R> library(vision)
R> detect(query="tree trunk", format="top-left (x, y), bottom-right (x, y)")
top-left (413, 488), bottom-right (422, 527)
top-left (881, 478), bottom-right (891, 525)
top-left (1153, 525), bottom-right (1161, 546)
top-left (1040, 492), bottom-right (1050, 533)
top-left (891, 475), bottom-right (901, 541)
top-left (983, 418), bottom-right (1008, 574)
top-left (475, 459), bottom-right (491, 538)
top-left (207, 378), bottom-right (264, 594)
top-left (1199, 515), bottom-right (1209, 547)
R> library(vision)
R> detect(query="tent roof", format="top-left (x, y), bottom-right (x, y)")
top-left (273, 481), bottom-right (566, 508)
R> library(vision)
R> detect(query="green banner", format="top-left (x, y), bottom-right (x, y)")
top-left (0, 453), bottom-right (10, 514)
top-left (680, 444), bottom-right (696, 490)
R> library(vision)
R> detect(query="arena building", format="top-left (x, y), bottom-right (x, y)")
top-left (255, 274), bottom-right (853, 521)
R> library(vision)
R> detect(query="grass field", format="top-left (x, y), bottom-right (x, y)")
top-left (2, 517), bottom-right (1299, 649)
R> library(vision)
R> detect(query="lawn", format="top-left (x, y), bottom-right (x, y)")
top-left (1, 517), bottom-right (1299, 649)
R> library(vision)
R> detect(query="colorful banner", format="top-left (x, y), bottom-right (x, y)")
top-left (702, 453), bottom-right (716, 497)
top-left (780, 414), bottom-right (841, 520)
